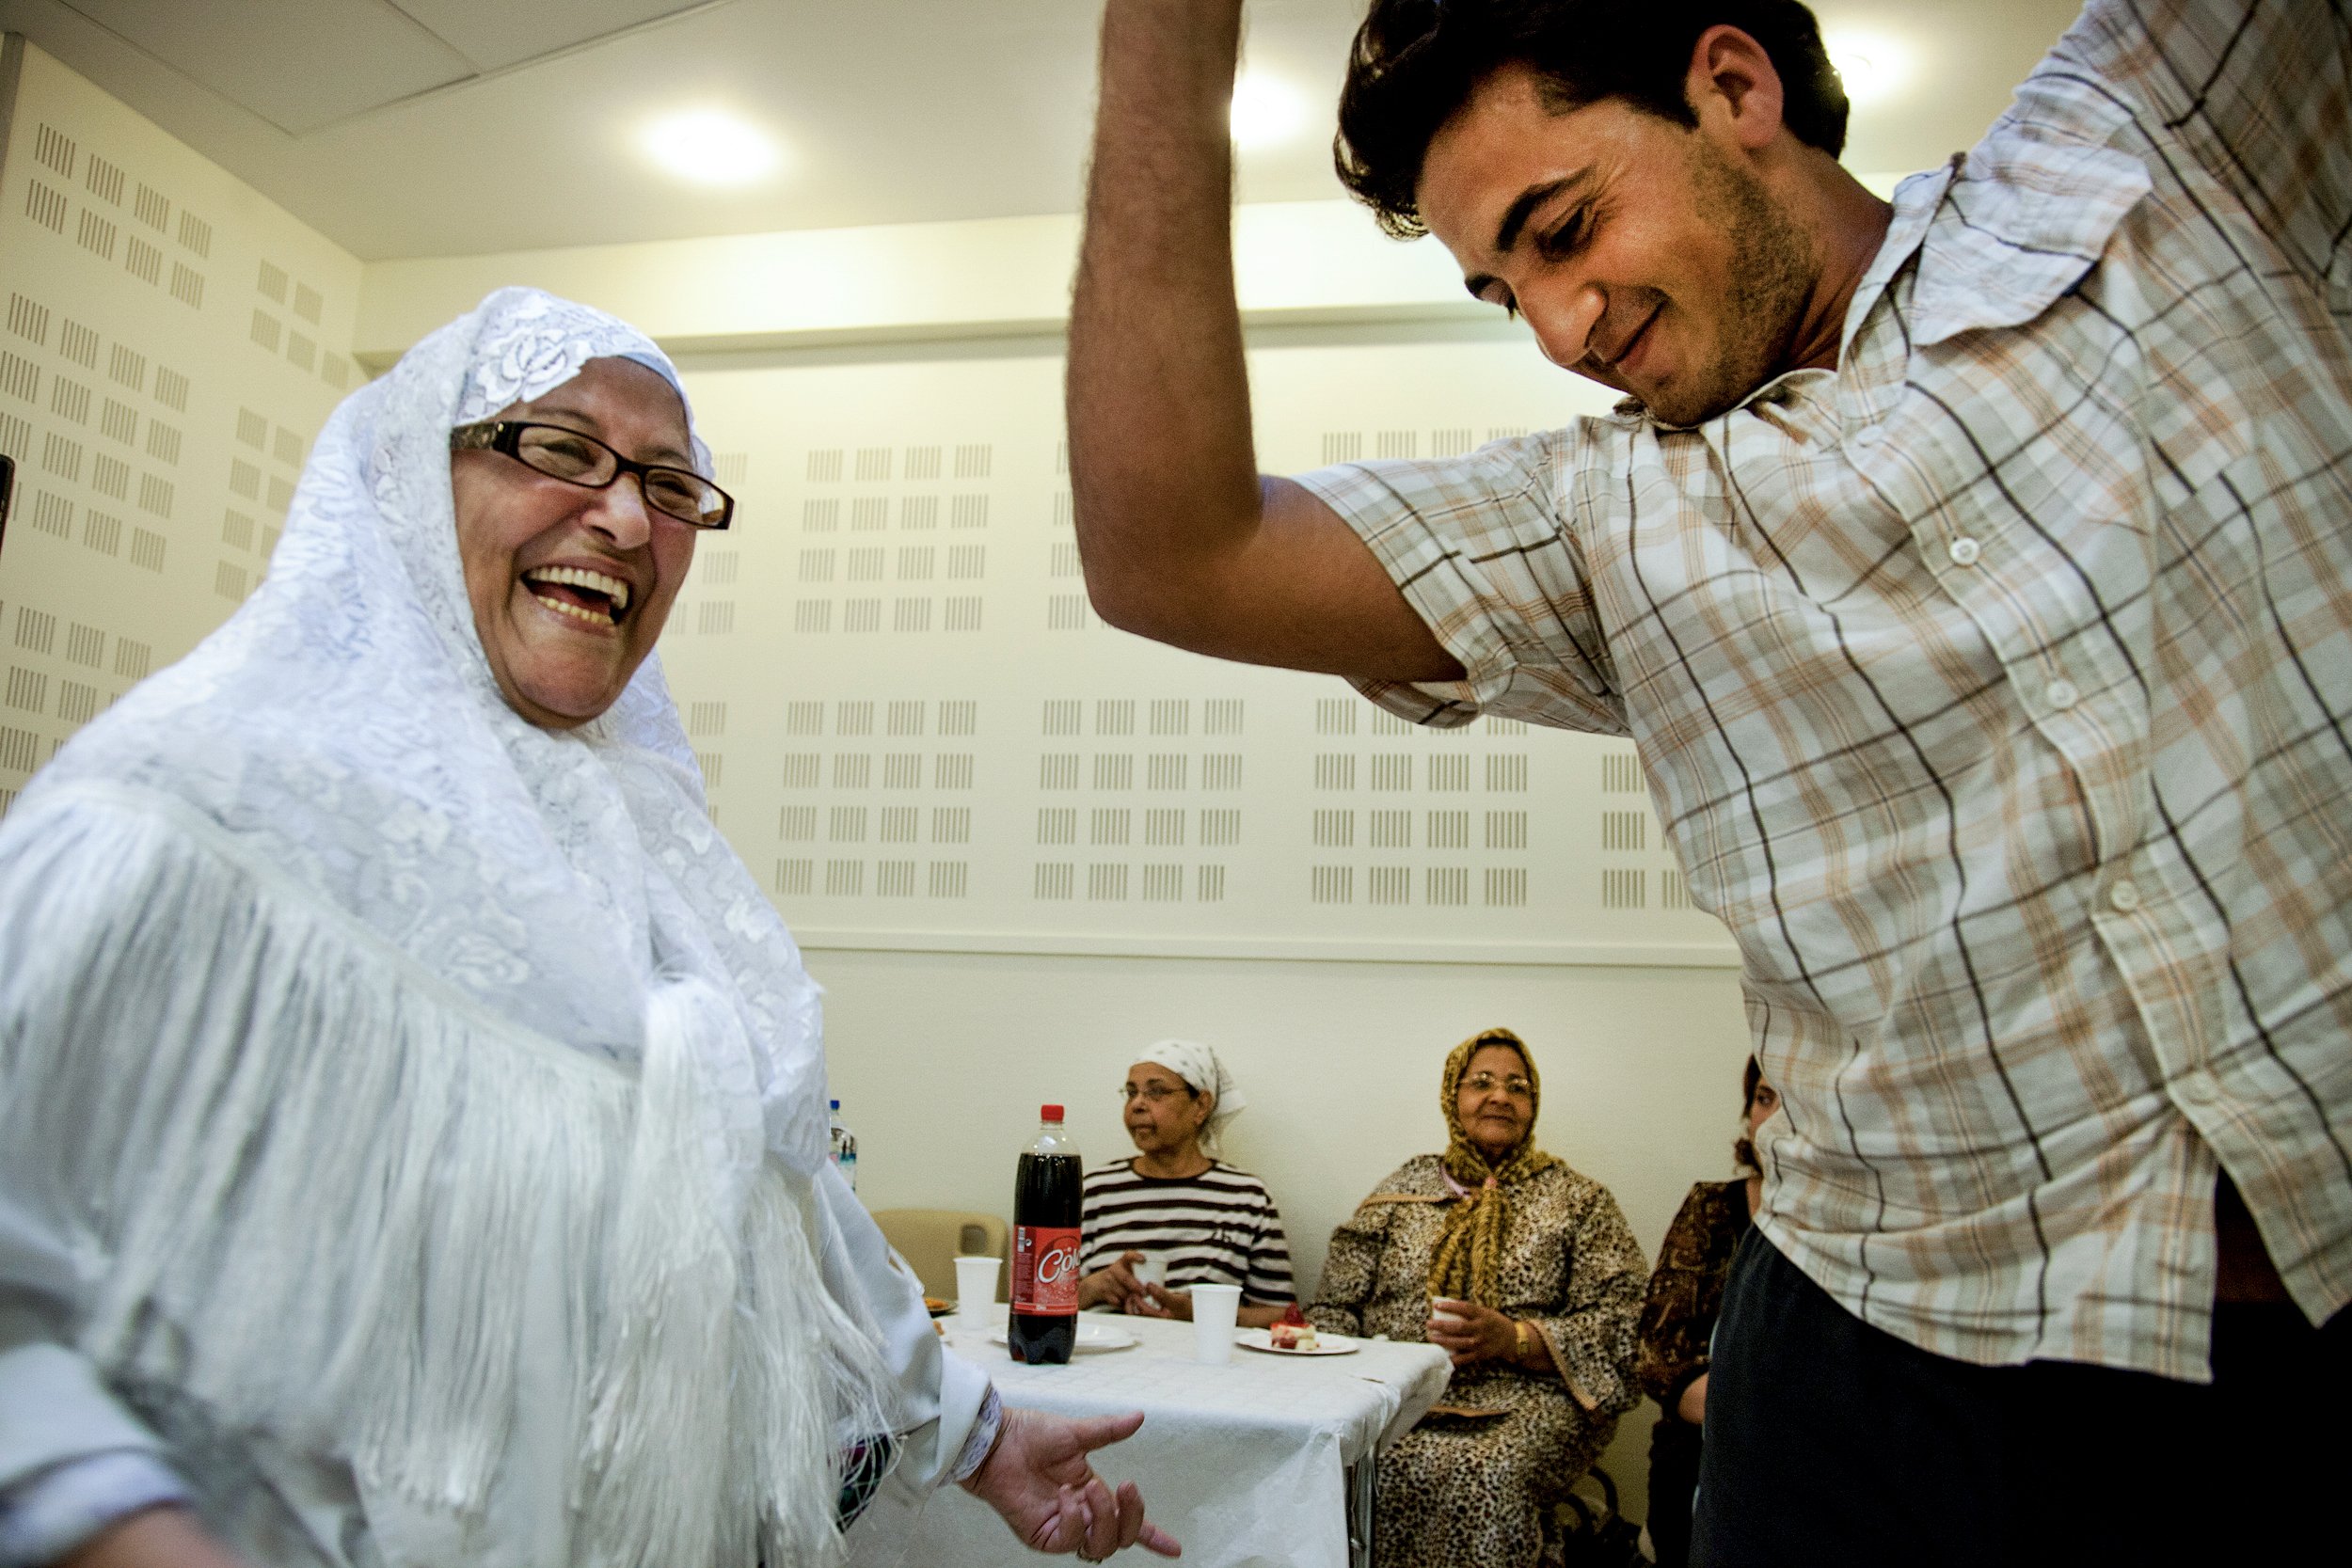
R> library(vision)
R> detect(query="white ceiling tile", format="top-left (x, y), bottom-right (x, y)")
top-left (389, 0), bottom-right (714, 73)
top-left (61, 0), bottom-right (473, 133)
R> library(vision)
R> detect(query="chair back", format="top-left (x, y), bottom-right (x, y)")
top-left (870, 1208), bottom-right (1009, 1300)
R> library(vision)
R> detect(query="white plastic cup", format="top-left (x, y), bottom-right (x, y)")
top-left (954, 1256), bottom-right (1001, 1332)
top-left (1131, 1252), bottom-right (1167, 1290)
top-left (1191, 1283), bottom-right (1242, 1365)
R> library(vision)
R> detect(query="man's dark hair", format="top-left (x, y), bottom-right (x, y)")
top-left (1335, 0), bottom-right (1850, 239)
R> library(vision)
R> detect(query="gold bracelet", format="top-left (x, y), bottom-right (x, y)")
top-left (1514, 1319), bottom-right (1538, 1363)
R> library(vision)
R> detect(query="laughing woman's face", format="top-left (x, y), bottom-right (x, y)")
top-left (449, 356), bottom-right (698, 728)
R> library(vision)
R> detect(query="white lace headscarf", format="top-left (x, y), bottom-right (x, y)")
top-left (2, 289), bottom-right (893, 1565)
top-left (28, 286), bottom-right (831, 1176)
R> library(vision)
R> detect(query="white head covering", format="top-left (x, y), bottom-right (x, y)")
top-left (1, 288), bottom-right (887, 1566)
top-left (31, 285), bottom-right (830, 1172)
top-left (1136, 1038), bottom-right (1247, 1142)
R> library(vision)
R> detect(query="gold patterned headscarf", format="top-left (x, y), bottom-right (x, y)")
top-left (1427, 1027), bottom-right (1560, 1307)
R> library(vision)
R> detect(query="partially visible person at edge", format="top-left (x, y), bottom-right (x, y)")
top-left (1077, 1040), bottom-right (1297, 1331)
top-left (1308, 1029), bottom-right (1644, 1568)
top-left (1065, 0), bottom-right (2350, 1560)
top-left (0, 289), bottom-right (1176, 1568)
top-left (1635, 1058), bottom-right (1777, 1568)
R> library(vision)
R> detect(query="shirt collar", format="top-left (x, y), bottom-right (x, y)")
top-left (1616, 105), bottom-right (2152, 427)
top-left (1856, 107), bottom-right (2153, 351)
top-left (1838, 158), bottom-right (1959, 358)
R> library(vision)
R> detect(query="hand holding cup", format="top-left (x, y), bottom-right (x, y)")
top-left (1134, 1282), bottom-right (1191, 1320)
top-left (1425, 1297), bottom-right (1517, 1367)
top-left (1079, 1250), bottom-right (1149, 1312)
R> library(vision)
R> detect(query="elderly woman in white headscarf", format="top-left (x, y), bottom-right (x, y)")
top-left (0, 289), bottom-right (1174, 1568)
top-left (1075, 1040), bottom-right (1297, 1330)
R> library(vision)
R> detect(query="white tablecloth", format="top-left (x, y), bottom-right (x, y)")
top-left (847, 1309), bottom-right (1453, 1568)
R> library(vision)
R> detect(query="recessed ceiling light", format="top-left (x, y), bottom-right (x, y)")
top-left (1230, 71), bottom-right (1307, 150)
top-left (1827, 33), bottom-right (1911, 109)
top-left (640, 108), bottom-right (783, 186)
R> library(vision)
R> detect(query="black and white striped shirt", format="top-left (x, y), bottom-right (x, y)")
top-left (1079, 1160), bottom-right (1296, 1306)
top-left (1301, 0), bottom-right (2352, 1381)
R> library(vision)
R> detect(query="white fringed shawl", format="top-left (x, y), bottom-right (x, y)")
top-left (0, 290), bottom-right (893, 1566)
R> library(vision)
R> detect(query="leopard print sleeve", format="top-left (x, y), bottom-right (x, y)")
top-left (1522, 1177), bottom-right (1646, 1418)
top-left (1309, 1162), bottom-right (1423, 1336)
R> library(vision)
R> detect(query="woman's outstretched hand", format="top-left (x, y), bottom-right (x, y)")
top-left (961, 1407), bottom-right (1182, 1560)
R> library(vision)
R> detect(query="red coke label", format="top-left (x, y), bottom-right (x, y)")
top-left (1013, 1225), bottom-right (1082, 1314)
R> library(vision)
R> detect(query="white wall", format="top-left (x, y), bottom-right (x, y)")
top-left (353, 200), bottom-right (1489, 365)
top-left (0, 36), bottom-right (362, 811)
top-left (636, 330), bottom-right (1731, 968)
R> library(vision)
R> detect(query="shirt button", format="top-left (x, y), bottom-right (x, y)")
top-left (2044, 678), bottom-right (2079, 710)
top-left (2175, 1070), bottom-right (2218, 1106)
top-left (2108, 879), bottom-right (2141, 913)
top-left (1851, 426), bottom-right (1883, 449)
top-left (1947, 536), bottom-right (1981, 567)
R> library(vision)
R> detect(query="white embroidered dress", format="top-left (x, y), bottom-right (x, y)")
top-left (0, 290), bottom-right (986, 1566)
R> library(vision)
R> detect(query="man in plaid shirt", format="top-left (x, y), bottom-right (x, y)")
top-left (1068, 0), bottom-right (2349, 1560)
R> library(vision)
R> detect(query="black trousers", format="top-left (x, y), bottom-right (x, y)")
top-left (1645, 1415), bottom-right (1703, 1568)
top-left (1692, 1233), bottom-right (2349, 1567)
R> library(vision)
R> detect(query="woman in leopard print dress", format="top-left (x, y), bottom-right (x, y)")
top-left (1309, 1029), bottom-right (1645, 1567)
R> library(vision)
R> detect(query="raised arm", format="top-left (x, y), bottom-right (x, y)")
top-left (1067, 0), bottom-right (1463, 681)
top-left (2069, 0), bottom-right (2352, 306)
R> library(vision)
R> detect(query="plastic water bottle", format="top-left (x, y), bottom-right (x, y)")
top-left (1009, 1104), bottom-right (1082, 1364)
top-left (829, 1099), bottom-right (858, 1192)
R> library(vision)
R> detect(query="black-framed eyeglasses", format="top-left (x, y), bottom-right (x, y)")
top-left (451, 420), bottom-right (734, 531)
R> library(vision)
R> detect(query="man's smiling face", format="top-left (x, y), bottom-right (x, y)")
top-left (1417, 62), bottom-right (1819, 426)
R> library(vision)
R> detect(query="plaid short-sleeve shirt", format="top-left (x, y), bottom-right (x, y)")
top-left (1299, 0), bottom-right (2352, 1381)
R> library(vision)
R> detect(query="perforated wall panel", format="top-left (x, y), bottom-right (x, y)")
top-left (664, 340), bottom-right (1732, 964)
top-left (0, 42), bottom-right (361, 813)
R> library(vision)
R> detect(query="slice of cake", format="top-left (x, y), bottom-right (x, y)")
top-left (1269, 1304), bottom-right (1319, 1351)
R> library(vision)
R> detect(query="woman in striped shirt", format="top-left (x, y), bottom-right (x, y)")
top-left (1075, 1040), bottom-right (1296, 1329)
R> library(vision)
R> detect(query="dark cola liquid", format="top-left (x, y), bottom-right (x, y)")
top-left (1009, 1148), bottom-right (1084, 1364)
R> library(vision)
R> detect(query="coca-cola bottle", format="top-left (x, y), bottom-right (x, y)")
top-left (1009, 1103), bottom-right (1082, 1364)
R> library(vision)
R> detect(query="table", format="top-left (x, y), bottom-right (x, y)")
top-left (846, 1308), bottom-right (1453, 1568)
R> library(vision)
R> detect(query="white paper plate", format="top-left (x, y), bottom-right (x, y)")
top-left (989, 1319), bottom-right (1138, 1353)
top-left (1235, 1326), bottom-right (1360, 1356)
